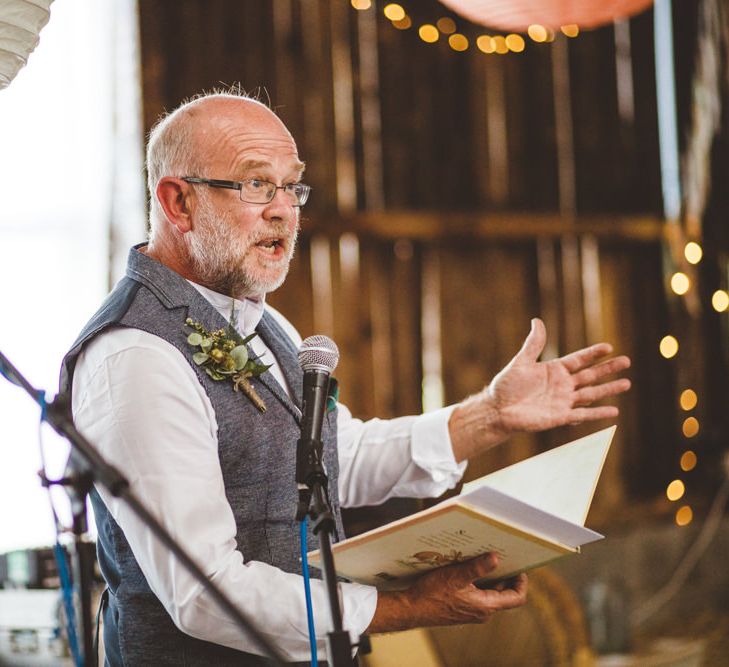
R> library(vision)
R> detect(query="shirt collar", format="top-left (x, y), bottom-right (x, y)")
top-left (187, 281), bottom-right (266, 337)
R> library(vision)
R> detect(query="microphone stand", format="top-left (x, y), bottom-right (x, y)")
top-left (296, 436), bottom-right (357, 667)
top-left (0, 351), bottom-right (287, 667)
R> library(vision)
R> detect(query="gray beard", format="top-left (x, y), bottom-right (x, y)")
top-left (184, 202), bottom-right (298, 299)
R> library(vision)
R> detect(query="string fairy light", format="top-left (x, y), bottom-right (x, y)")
top-left (350, 2), bottom-right (581, 56)
top-left (659, 335), bottom-right (679, 359)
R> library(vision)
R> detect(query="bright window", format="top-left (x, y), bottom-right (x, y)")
top-left (0, 0), bottom-right (144, 551)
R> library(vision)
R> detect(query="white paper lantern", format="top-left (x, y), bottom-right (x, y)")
top-left (438, 0), bottom-right (654, 31)
top-left (0, 0), bottom-right (54, 90)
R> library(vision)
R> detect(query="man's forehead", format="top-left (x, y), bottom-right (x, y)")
top-left (240, 158), bottom-right (306, 174)
top-left (196, 105), bottom-right (302, 167)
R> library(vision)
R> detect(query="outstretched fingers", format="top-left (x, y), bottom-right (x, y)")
top-left (573, 378), bottom-right (632, 405)
top-left (568, 405), bottom-right (620, 424)
top-left (572, 355), bottom-right (631, 388)
top-left (559, 342), bottom-right (615, 373)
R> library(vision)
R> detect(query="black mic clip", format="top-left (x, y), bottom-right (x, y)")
top-left (295, 436), bottom-right (329, 522)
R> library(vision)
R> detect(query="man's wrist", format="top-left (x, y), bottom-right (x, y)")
top-left (448, 391), bottom-right (510, 463)
top-left (365, 589), bottom-right (416, 634)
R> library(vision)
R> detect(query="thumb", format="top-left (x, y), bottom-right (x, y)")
top-left (511, 318), bottom-right (546, 365)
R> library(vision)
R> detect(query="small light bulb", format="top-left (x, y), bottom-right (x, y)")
top-left (492, 35), bottom-right (509, 54)
top-left (666, 479), bottom-right (685, 501)
top-left (476, 35), bottom-right (495, 53)
top-left (676, 505), bottom-right (693, 526)
top-left (418, 24), bottom-right (439, 43)
top-left (436, 17), bottom-right (456, 34)
top-left (505, 34), bottom-right (525, 52)
top-left (712, 290), bottom-right (729, 312)
top-left (683, 417), bottom-right (699, 438)
top-left (383, 3), bottom-right (405, 21)
top-left (659, 335), bottom-right (679, 359)
top-left (448, 34), bottom-right (469, 51)
top-left (679, 389), bottom-right (697, 411)
top-left (684, 242), bottom-right (703, 264)
top-left (680, 451), bottom-right (697, 472)
top-left (670, 272), bottom-right (690, 295)
top-left (393, 16), bottom-right (411, 30)
top-left (528, 24), bottom-right (548, 42)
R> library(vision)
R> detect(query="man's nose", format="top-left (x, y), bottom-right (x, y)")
top-left (263, 189), bottom-right (296, 222)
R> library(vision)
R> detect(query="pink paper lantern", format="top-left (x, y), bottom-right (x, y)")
top-left (437, 0), bottom-right (655, 31)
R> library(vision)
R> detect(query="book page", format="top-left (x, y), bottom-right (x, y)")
top-left (461, 425), bottom-right (616, 525)
top-left (311, 505), bottom-right (574, 590)
top-left (459, 487), bottom-right (603, 548)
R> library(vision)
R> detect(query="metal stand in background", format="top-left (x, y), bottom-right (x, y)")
top-left (0, 351), bottom-right (287, 667)
top-left (37, 445), bottom-right (99, 665)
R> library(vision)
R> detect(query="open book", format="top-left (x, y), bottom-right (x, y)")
top-left (309, 426), bottom-right (616, 590)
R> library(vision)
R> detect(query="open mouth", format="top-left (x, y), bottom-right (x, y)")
top-left (255, 237), bottom-right (286, 255)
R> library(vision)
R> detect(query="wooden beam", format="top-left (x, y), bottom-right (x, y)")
top-left (304, 211), bottom-right (665, 241)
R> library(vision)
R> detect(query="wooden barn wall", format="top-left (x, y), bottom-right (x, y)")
top-left (137, 0), bottom-right (719, 523)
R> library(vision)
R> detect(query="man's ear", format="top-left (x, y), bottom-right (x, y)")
top-left (156, 177), bottom-right (195, 234)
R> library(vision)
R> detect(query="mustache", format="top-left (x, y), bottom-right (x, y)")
top-left (249, 223), bottom-right (300, 246)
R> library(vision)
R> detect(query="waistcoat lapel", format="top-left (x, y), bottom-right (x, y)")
top-left (255, 311), bottom-right (303, 421)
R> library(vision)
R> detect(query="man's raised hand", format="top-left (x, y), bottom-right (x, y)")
top-left (450, 318), bottom-right (631, 462)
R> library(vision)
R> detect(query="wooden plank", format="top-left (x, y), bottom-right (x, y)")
top-left (356, 4), bottom-right (385, 210)
top-left (537, 238), bottom-right (561, 360)
top-left (581, 235), bottom-right (605, 344)
top-left (391, 239), bottom-right (424, 416)
top-left (330, 0), bottom-right (357, 212)
top-left (485, 57), bottom-right (509, 205)
top-left (561, 234), bottom-right (585, 352)
top-left (309, 234), bottom-right (335, 337)
top-left (367, 241), bottom-right (395, 417)
top-left (311, 211), bottom-right (665, 241)
top-left (299, 0), bottom-right (337, 214)
top-left (332, 232), bottom-right (366, 417)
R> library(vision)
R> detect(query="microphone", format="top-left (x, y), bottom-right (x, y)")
top-left (295, 335), bottom-right (339, 491)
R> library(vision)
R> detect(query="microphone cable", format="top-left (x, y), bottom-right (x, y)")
top-left (300, 518), bottom-right (319, 666)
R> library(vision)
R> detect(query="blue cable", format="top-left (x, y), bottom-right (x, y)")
top-left (300, 519), bottom-right (318, 666)
top-left (37, 389), bottom-right (48, 422)
top-left (54, 543), bottom-right (83, 667)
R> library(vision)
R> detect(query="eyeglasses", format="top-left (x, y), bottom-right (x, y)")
top-left (181, 177), bottom-right (311, 207)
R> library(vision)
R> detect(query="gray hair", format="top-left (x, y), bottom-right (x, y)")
top-left (145, 90), bottom-right (270, 242)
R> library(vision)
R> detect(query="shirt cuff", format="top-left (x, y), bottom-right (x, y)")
top-left (340, 581), bottom-right (378, 647)
top-left (410, 405), bottom-right (467, 486)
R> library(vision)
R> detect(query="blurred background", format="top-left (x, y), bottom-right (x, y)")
top-left (1, 0), bottom-right (728, 664)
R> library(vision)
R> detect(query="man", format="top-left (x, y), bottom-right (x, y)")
top-left (61, 93), bottom-right (631, 665)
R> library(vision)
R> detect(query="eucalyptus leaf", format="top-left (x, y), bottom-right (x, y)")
top-left (205, 367), bottom-right (225, 380)
top-left (201, 338), bottom-right (213, 352)
top-left (230, 345), bottom-right (249, 370)
top-left (187, 333), bottom-right (203, 346)
top-left (248, 362), bottom-right (272, 375)
top-left (193, 352), bottom-right (209, 365)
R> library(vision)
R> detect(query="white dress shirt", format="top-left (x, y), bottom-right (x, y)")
top-left (71, 282), bottom-right (465, 662)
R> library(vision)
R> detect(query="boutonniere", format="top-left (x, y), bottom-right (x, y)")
top-left (184, 316), bottom-right (271, 413)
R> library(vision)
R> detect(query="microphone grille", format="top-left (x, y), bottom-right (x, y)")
top-left (298, 335), bottom-right (339, 373)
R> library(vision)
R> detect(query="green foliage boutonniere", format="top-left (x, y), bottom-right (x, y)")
top-left (184, 316), bottom-right (271, 412)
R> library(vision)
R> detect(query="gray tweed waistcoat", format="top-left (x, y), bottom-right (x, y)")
top-left (59, 245), bottom-right (343, 666)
